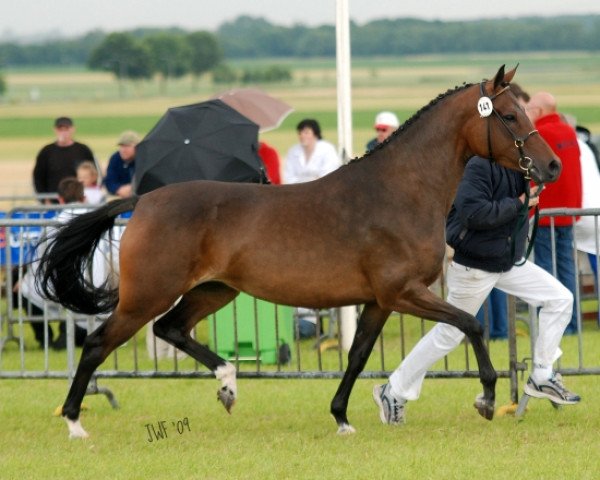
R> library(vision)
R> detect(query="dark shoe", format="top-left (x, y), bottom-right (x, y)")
top-left (524, 373), bottom-right (581, 405)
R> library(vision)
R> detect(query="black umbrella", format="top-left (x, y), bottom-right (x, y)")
top-left (134, 99), bottom-right (267, 194)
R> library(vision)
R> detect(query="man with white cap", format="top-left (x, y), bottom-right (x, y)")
top-left (366, 111), bottom-right (400, 152)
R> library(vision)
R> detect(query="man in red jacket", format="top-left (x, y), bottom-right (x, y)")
top-left (527, 92), bottom-right (582, 334)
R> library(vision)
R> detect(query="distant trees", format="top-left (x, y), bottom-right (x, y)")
top-left (1, 15), bottom-right (600, 68)
top-left (143, 32), bottom-right (191, 93)
top-left (212, 64), bottom-right (292, 85)
top-left (0, 31), bottom-right (104, 66)
top-left (86, 30), bottom-right (223, 92)
top-left (216, 15), bottom-right (600, 58)
top-left (186, 31), bottom-right (222, 81)
top-left (88, 32), bottom-right (153, 80)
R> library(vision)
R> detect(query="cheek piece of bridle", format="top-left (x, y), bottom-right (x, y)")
top-left (479, 81), bottom-right (542, 266)
top-left (479, 81), bottom-right (539, 180)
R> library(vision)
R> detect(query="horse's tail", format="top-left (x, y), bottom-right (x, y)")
top-left (36, 196), bottom-right (139, 315)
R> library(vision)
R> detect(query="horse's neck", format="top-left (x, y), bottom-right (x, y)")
top-left (378, 96), bottom-right (471, 212)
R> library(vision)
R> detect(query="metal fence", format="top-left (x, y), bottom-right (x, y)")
top-left (1, 205), bottom-right (599, 410)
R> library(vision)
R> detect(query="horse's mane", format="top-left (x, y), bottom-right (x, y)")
top-left (348, 82), bottom-right (474, 165)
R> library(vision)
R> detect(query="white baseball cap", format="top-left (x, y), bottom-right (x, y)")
top-left (374, 111), bottom-right (400, 129)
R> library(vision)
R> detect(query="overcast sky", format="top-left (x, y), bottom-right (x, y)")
top-left (4, 0), bottom-right (600, 40)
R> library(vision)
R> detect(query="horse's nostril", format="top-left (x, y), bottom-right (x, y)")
top-left (549, 159), bottom-right (561, 178)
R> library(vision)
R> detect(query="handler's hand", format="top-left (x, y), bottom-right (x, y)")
top-left (519, 185), bottom-right (540, 208)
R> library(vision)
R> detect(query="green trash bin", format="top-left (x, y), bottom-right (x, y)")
top-left (209, 293), bottom-right (294, 364)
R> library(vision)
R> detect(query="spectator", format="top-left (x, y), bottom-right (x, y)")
top-left (366, 111), bottom-right (400, 152)
top-left (284, 118), bottom-right (341, 337)
top-left (283, 119), bottom-right (341, 185)
top-left (104, 130), bottom-right (141, 198)
top-left (18, 177), bottom-right (90, 349)
top-left (575, 125), bottom-right (600, 171)
top-left (373, 156), bottom-right (580, 426)
top-left (33, 116), bottom-right (94, 203)
top-left (77, 160), bottom-right (106, 205)
top-left (258, 141), bottom-right (282, 184)
top-left (573, 127), bottom-right (600, 318)
top-left (527, 92), bottom-right (582, 334)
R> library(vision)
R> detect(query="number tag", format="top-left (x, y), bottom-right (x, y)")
top-left (478, 97), bottom-right (493, 117)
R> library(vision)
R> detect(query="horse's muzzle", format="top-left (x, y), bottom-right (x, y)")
top-left (531, 158), bottom-right (561, 183)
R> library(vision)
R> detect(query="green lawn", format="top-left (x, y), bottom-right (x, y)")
top-left (1, 375), bottom-right (599, 479)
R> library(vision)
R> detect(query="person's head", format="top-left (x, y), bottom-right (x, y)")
top-left (117, 130), bottom-right (141, 162)
top-left (373, 111), bottom-right (399, 144)
top-left (76, 160), bottom-right (99, 187)
top-left (53, 116), bottom-right (75, 146)
top-left (296, 119), bottom-right (322, 148)
top-left (526, 92), bottom-right (557, 124)
top-left (509, 83), bottom-right (530, 109)
top-left (57, 177), bottom-right (84, 204)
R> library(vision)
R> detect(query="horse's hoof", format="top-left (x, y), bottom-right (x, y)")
top-left (474, 393), bottom-right (495, 421)
top-left (65, 418), bottom-right (89, 439)
top-left (217, 386), bottom-right (236, 413)
top-left (336, 423), bottom-right (356, 435)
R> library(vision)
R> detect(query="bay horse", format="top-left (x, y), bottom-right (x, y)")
top-left (37, 65), bottom-right (560, 438)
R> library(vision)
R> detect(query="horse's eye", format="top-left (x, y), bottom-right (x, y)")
top-left (503, 114), bottom-right (516, 122)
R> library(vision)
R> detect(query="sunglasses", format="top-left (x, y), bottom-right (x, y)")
top-left (375, 127), bottom-right (390, 132)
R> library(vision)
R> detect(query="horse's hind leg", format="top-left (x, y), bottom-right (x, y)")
top-left (151, 282), bottom-right (240, 413)
top-left (331, 302), bottom-right (391, 434)
top-left (61, 310), bottom-right (151, 438)
top-left (389, 284), bottom-right (497, 420)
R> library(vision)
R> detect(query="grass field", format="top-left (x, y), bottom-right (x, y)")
top-left (1, 311), bottom-right (600, 478)
top-left (1, 376), bottom-right (600, 479)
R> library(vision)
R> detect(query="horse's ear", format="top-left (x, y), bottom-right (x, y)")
top-left (502, 64), bottom-right (519, 86)
top-left (493, 65), bottom-right (506, 89)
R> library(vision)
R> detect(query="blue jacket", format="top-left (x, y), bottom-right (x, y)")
top-left (446, 156), bottom-right (529, 272)
top-left (104, 151), bottom-right (135, 195)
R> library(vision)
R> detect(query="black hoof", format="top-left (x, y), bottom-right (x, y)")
top-left (217, 386), bottom-right (236, 413)
top-left (474, 394), bottom-right (495, 421)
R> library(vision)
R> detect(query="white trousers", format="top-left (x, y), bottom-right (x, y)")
top-left (389, 260), bottom-right (573, 401)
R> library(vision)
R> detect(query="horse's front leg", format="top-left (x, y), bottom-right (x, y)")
top-left (330, 302), bottom-right (390, 434)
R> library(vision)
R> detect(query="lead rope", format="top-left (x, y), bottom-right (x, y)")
top-left (512, 182), bottom-right (544, 266)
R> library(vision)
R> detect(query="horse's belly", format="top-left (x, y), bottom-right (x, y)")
top-left (225, 268), bottom-right (371, 309)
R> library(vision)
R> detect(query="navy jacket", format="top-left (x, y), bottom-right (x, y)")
top-left (104, 151), bottom-right (135, 195)
top-left (446, 156), bottom-right (529, 272)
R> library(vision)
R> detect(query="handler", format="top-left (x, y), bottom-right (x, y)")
top-left (373, 155), bottom-right (581, 425)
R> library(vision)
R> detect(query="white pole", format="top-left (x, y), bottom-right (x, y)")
top-left (336, 0), bottom-right (357, 351)
top-left (336, 0), bottom-right (352, 162)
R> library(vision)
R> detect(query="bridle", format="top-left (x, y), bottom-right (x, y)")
top-left (478, 81), bottom-right (539, 179)
top-left (478, 80), bottom-right (542, 265)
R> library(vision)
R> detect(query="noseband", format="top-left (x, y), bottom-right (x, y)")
top-left (478, 81), bottom-right (539, 179)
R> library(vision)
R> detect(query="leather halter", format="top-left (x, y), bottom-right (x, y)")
top-left (479, 81), bottom-right (539, 179)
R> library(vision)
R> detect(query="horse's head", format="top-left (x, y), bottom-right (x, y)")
top-left (465, 65), bottom-right (561, 183)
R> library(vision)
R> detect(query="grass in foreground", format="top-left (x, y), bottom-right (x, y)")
top-left (1, 376), bottom-right (599, 479)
